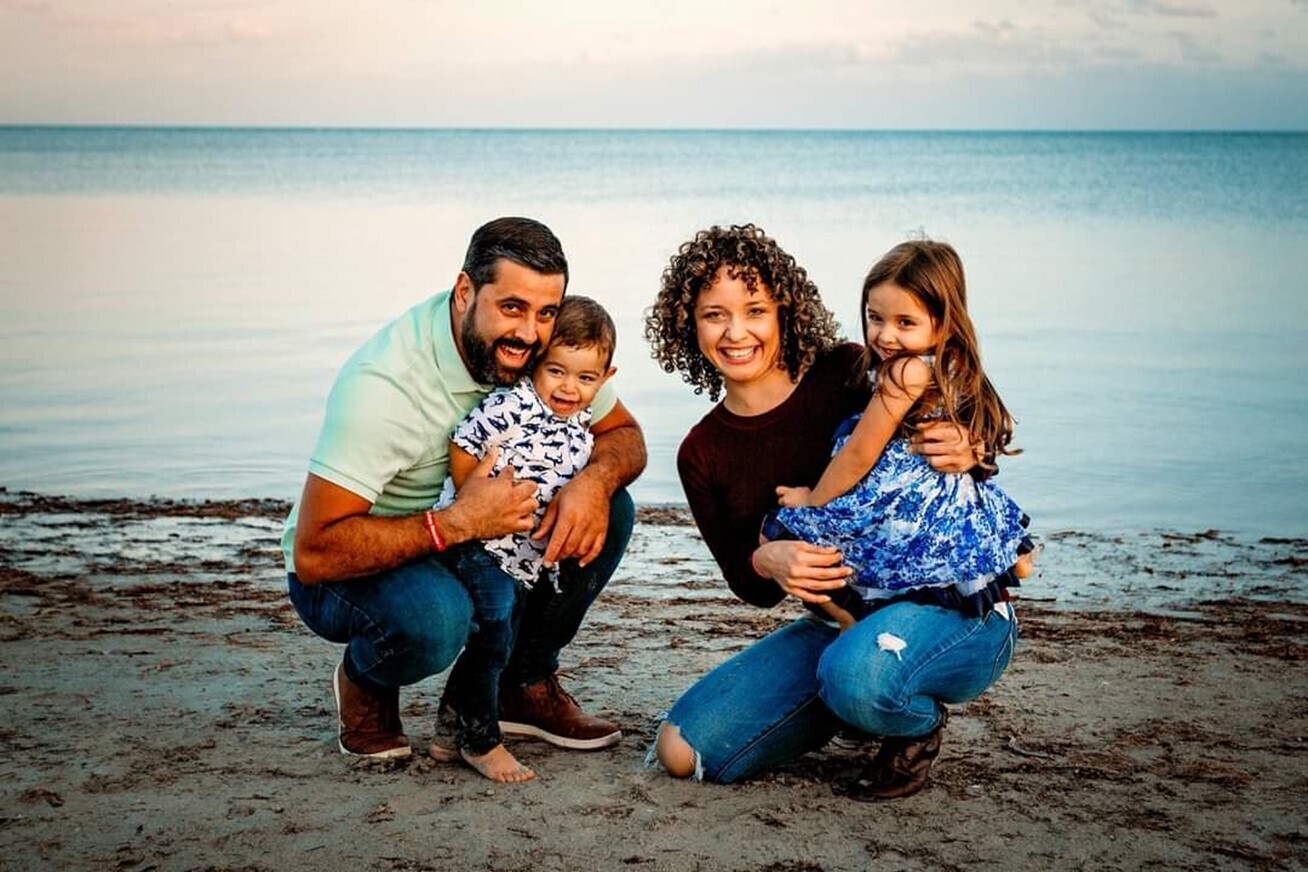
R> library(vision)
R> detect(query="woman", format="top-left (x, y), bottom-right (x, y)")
top-left (644, 224), bottom-right (1020, 799)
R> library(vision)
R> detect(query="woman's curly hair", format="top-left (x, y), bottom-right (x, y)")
top-left (644, 224), bottom-right (841, 401)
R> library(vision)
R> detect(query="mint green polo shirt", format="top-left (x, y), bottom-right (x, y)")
top-left (281, 289), bottom-right (617, 574)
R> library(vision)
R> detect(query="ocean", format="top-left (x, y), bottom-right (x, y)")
top-left (2, 127), bottom-right (1306, 537)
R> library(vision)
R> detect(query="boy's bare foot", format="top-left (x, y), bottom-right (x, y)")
top-left (1014, 551), bottom-right (1035, 579)
top-left (460, 744), bottom-right (536, 783)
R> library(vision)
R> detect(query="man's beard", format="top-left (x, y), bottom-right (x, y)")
top-left (461, 307), bottom-right (540, 386)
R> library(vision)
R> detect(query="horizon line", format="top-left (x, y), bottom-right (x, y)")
top-left (1, 123), bottom-right (1305, 135)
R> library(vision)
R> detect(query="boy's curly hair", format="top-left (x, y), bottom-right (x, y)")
top-left (644, 224), bottom-right (841, 401)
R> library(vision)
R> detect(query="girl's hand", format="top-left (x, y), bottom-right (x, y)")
top-left (775, 485), bottom-right (813, 508)
top-left (909, 420), bottom-right (983, 474)
top-left (751, 539), bottom-right (853, 604)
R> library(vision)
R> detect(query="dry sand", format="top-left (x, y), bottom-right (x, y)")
top-left (1, 492), bottom-right (1306, 871)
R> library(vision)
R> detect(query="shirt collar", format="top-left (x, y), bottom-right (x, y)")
top-left (516, 377), bottom-right (593, 428)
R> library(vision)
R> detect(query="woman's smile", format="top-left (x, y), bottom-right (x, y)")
top-left (719, 346), bottom-right (759, 362)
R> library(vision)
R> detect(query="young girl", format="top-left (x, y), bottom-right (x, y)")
top-left (771, 239), bottom-right (1033, 629)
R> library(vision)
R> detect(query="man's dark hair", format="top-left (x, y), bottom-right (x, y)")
top-left (550, 295), bottom-right (617, 369)
top-left (461, 217), bottom-right (569, 290)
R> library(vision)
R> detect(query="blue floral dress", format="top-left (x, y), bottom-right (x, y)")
top-left (774, 357), bottom-right (1030, 602)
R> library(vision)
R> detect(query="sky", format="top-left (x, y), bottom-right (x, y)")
top-left (1, 0), bottom-right (1306, 129)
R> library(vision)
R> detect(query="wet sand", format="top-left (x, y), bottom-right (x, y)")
top-left (1, 491), bottom-right (1306, 871)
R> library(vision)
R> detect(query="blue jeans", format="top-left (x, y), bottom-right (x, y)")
top-left (441, 545), bottom-right (525, 754)
top-left (664, 599), bottom-right (1018, 784)
top-left (286, 489), bottom-right (634, 698)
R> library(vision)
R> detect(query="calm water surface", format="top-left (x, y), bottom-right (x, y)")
top-left (1, 128), bottom-right (1306, 537)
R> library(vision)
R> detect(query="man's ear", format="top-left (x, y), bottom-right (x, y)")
top-left (452, 272), bottom-right (474, 316)
top-left (603, 366), bottom-right (617, 381)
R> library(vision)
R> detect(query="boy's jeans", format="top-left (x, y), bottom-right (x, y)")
top-left (440, 544), bottom-right (524, 754)
top-left (665, 598), bottom-right (1018, 784)
top-left (286, 489), bottom-right (634, 697)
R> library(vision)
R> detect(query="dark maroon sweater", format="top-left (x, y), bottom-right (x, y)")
top-left (677, 344), bottom-right (871, 608)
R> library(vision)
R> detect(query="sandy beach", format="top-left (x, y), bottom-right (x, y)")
top-left (1, 490), bottom-right (1305, 871)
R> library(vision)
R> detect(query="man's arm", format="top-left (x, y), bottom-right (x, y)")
top-left (292, 452), bottom-right (540, 585)
top-left (535, 399), bottom-right (646, 566)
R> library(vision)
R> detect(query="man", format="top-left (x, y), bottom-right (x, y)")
top-left (282, 217), bottom-right (646, 759)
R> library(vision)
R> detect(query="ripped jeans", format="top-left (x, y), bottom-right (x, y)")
top-left (662, 599), bottom-right (1017, 784)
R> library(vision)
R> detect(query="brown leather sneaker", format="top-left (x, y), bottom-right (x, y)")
top-left (498, 674), bottom-right (621, 750)
top-left (842, 708), bottom-right (947, 801)
top-left (332, 661), bottom-right (412, 759)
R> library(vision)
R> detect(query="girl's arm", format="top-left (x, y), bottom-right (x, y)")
top-left (783, 356), bottom-right (934, 507)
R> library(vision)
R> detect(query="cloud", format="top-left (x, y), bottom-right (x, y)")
top-left (1171, 30), bottom-right (1223, 63)
top-left (1126, 0), bottom-right (1219, 18)
top-left (3, 0), bottom-right (1304, 128)
top-left (59, 7), bottom-right (283, 50)
top-left (224, 18), bottom-right (271, 44)
top-left (890, 20), bottom-right (1086, 70)
top-left (1086, 9), bottom-right (1128, 30)
top-left (971, 18), bottom-right (1018, 37)
top-left (1094, 44), bottom-right (1145, 61)
top-left (0, 0), bottom-right (51, 13)
top-left (0, 1), bottom-right (287, 50)
top-left (100, 17), bottom-right (277, 49)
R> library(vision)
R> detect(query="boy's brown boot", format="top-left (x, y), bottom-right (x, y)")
top-left (333, 661), bottom-right (412, 759)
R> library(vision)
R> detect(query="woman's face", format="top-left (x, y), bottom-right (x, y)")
top-left (694, 266), bottom-right (783, 391)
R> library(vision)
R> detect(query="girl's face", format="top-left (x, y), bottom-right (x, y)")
top-left (864, 282), bottom-right (938, 360)
top-left (694, 266), bottom-right (784, 391)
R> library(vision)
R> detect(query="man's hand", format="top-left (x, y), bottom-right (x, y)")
top-left (534, 473), bottom-right (609, 567)
top-left (442, 449), bottom-right (540, 542)
top-left (531, 398), bottom-right (645, 568)
top-left (750, 539), bottom-right (853, 604)
top-left (291, 451), bottom-right (538, 585)
top-left (775, 485), bottom-right (812, 508)
top-left (908, 420), bottom-right (983, 474)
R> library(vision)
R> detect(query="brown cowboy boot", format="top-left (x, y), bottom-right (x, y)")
top-left (499, 674), bottom-right (621, 750)
top-left (845, 708), bottom-right (948, 800)
top-left (332, 661), bottom-right (411, 759)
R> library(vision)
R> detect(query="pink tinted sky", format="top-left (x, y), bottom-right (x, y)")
top-left (1, 0), bottom-right (1306, 128)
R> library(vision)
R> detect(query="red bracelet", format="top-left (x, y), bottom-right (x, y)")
top-left (423, 510), bottom-right (447, 553)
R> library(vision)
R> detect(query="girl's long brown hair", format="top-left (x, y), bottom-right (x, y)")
top-left (862, 239), bottom-right (1018, 463)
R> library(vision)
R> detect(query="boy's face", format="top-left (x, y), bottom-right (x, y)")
top-left (532, 342), bottom-right (615, 418)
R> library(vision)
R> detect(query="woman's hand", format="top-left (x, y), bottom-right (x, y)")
top-left (775, 485), bottom-right (812, 508)
top-left (909, 421), bottom-right (984, 474)
top-left (751, 539), bottom-right (853, 604)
